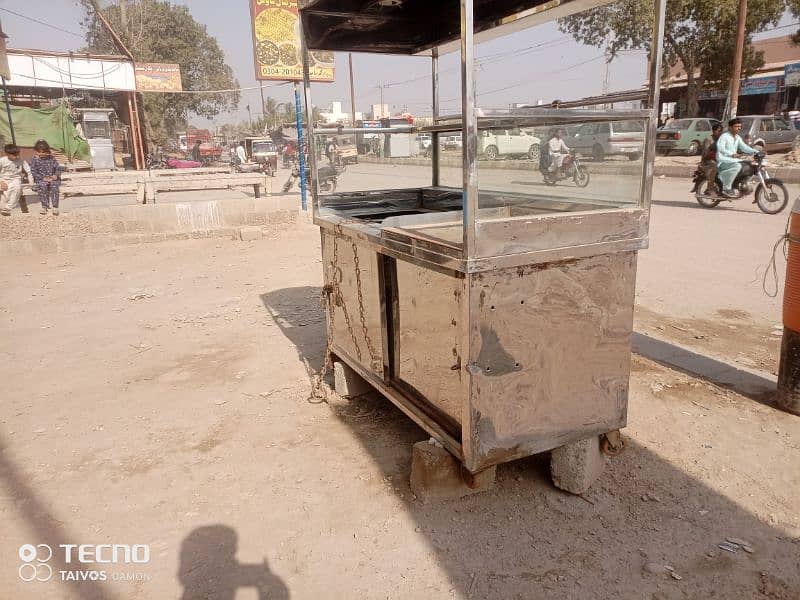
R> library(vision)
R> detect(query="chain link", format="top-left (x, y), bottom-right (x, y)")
top-left (310, 228), bottom-right (374, 401)
top-left (351, 241), bottom-right (380, 371)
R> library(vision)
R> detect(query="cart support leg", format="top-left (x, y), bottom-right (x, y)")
top-left (410, 441), bottom-right (495, 502)
top-left (333, 360), bottom-right (372, 398)
top-left (550, 436), bottom-right (606, 495)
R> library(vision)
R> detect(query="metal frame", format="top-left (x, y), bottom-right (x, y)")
top-left (302, 0), bottom-right (667, 471)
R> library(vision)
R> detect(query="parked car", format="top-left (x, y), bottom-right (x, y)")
top-left (441, 133), bottom-right (462, 151)
top-left (569, 120), bottom-right (644, 161)
top-left (738, 115), bottom-right (800, 153)
top-left (479, 127), bottom-right (541, 160)
top-left (656, 118), bottom-right (721, 156)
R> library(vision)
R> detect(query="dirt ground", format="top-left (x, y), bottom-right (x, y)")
top-left (1, 220), bottom-right (799, 600)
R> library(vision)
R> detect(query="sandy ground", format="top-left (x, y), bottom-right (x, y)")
top-left (1, 181), bottom-right (799, 599)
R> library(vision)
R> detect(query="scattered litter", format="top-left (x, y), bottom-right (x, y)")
top-left (670, 324), bottom-right (689, 333)
top-left (214, 399), bottom-right (227, 406)
top-left (718, 541), bottom-right (739, 553)
top-left (691, 401), bottom-right (711, 411)
top-left (649, 382), bottom-right (665, 393)
top-left (427, 437), bottom-right (444, 448)
top-left (670, 571), bottom-right (683, 581)
top-left (698, 509), bottom-right (709, 516)
top-left (694, 334), bottom-right (707, 340)
top-left (726, 537), bottom-right (751, 546)
top-left (128, 292), bottom-right (155, 301)
top-left (742, 545), bottom-right (754, 554)
top-left (702, 444), bottom-right (713, 449)
top-left (33, 428), bottom-right (46, 434)
top-left (641, 492), bottom-right (661, 502)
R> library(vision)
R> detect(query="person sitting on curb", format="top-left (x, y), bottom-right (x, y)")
top-left (0, 143), bottom-right (33, 216)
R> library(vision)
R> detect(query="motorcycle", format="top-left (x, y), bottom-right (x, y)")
top-left (231, 155), bottom-right (273, 177)
top-left (540, 151), bottom-right (590, 187)
top-left (692, 152), bottom-right (788, 214)
top-left (282, 160), bottom-right (339, 193)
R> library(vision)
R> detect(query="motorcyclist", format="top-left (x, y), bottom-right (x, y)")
top-left (717, 118), bottom-right (757, 198)
top-left (691, 122), bottom-right (723, 194)
top-left (547, 128), bottom-right (570, 174)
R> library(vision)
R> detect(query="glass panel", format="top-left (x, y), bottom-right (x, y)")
top-left (695, 120), bottom-right (710, 132)
top-left (670, 119), bottom-right (694, 129)
top-left (83, 121), bottom-right (111, 139)
top-left (761, 119), bottom-right (773, 132)
top-left (775, 118), bottom-right (793, 131)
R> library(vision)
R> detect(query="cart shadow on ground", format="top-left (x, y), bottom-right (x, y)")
top-left (260, 286), bottom-right (799, 598)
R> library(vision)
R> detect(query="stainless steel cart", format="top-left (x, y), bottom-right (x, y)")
top-left (299, 0), bottom-right (666, 479)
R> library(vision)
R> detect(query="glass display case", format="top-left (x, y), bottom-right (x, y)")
top-left (299, 0), bottom-right (666, 479)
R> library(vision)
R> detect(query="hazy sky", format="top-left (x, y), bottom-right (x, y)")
top-left (1, 1), bottom-right (795, 128)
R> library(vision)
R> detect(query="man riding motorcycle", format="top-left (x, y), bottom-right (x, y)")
top-left (690, 122), bottom-right (723, 194)
top-left (547, 128), bottom-right (570, 174)
top-left (717, 118), bottom-right (757, 198)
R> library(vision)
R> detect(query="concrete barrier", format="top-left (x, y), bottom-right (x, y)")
top-left (0, 195), bottom-right (298, 256)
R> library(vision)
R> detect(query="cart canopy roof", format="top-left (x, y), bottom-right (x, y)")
top-left (300, 0), bottom-right (615, 55)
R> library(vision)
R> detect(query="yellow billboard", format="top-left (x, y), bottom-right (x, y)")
top-left (250, 0), bottom-right (335, 82)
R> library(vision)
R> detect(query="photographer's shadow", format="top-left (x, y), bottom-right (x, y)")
top-left (179, 525), bottom-right (289, 600)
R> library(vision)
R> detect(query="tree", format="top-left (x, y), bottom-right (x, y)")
top-left (81, 0), bottom-right (240, 144)
top-left (558, 0), bottom-right (785, 116)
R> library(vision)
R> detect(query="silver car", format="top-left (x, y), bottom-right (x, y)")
top-left (738, 115), bottom-right (800, 152)
top-left (569, 120), bottom-right (644, 161)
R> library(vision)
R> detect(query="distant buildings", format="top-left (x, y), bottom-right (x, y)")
top-left (319, 101), bottom-right (362, 125)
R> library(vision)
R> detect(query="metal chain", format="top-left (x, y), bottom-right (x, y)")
top-left (310, 229), bottom-right (364, 402)
top-left (351, 241), bottom-right (380, 372)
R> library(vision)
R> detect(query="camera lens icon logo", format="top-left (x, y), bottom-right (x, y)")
top-left (18, 544), bottom-right (53, 582)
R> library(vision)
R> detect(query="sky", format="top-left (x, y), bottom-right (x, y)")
top-left (1, 1), bottom-right (797, 129)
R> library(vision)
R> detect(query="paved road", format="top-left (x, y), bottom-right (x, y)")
top-left (49, 160), bottom-right (792, 328)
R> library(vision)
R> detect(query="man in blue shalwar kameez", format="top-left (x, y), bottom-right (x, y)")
top-left (716, 118), bottom-right (757, 197)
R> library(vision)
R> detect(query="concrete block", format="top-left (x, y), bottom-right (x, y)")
top-left (410, 441), bottom-right (495, 502)
top-left (238, 226), bottom-right (263, 241)
top-left (333, 361), bottom-right (372, 398)
top-left (550, 435), bottom-right (606, 495)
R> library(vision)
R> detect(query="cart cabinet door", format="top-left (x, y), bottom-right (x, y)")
top-left (463, 252), bottom-right (636, 472)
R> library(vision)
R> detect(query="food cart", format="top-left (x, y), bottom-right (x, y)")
top-left (298, 0), bottom-right (666, 489)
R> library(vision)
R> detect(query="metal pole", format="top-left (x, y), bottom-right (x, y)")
top-left (294, 81), bottom-right (308, 211)
top-left (640, 0), bottom-right (667, 215)
top-left (729, 0), bottom-right (747, 119)
top-left (1, 75), bottom-right (15, 145)
top-left (348, 53), bottom-right (356, 126)
top-left (131, 92), bottom-right (146, 169)
top-left (379, 83), bottom-right (384, 118)
top-left (259, 83), bottom-right (267, 130)
top-left (460, 0), bottom-right (477, 259)
top-left (127, 92), bottom-right (140, 170)
top-left (300, 30), bottom-right (318, 212)
top-left (431, 47), bottom-right (440, 187)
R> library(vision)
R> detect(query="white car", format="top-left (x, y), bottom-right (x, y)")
top-left (479, 127), bottom-right (541, 160)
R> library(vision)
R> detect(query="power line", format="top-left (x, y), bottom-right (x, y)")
top-left (0, 7), bottom-right (85, 39)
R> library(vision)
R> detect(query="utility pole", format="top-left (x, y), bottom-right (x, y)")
top-left (348, 53), bottom-right (356, 126)
top-left (259, 82), bottom-right (267, 130)
top-left (728, 0), bottom-right (748, 119)
top-left (246, 104), bottom-right (252, 130)
top-left (377, 83), bottom-right (387, 118)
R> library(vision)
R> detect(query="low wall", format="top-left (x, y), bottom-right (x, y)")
top-left (0, 196), bottom-right (298, 256)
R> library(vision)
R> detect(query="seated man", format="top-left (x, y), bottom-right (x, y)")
top-left (691, 122), bottom-right (723, 194)
top-left (547, 128), bottom-right (570, 173)
top-left (716, 118), bottom-right (757, 197)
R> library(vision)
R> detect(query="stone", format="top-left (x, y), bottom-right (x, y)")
top-left (238, 226), bottom-right (263, 241)
top-left (333, 361), bottom-right (372, 398)
top-left (410, 441), bottom-right (495, 502)
top-left (550, 435), bottom-right (606, 495)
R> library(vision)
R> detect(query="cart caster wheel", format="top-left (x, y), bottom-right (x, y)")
top-left (550, 436), bottom-right (606, 495)
top-left (333, 361), bottom-right (372, 398)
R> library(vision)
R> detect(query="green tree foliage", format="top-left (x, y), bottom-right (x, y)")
top-left (559, 0), bottom-right (785, 116)
top-left (81, 0), bottom-right (239, 144)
